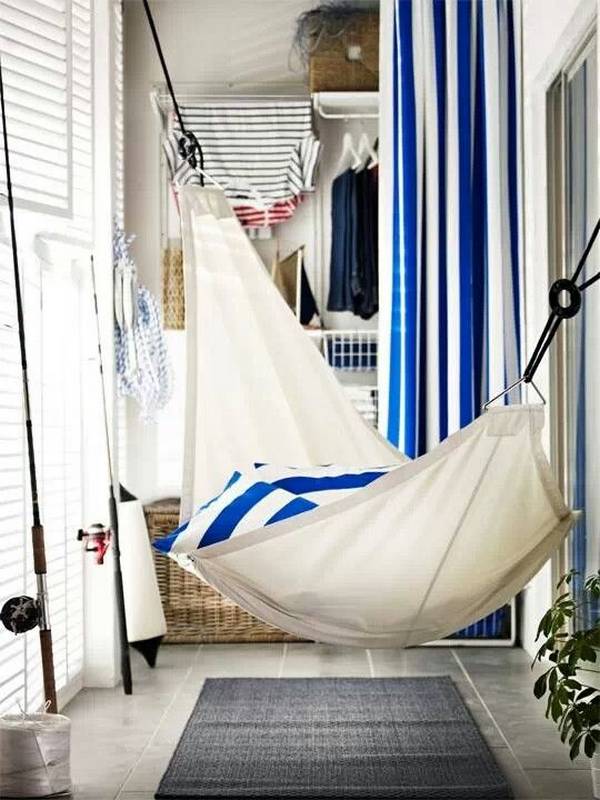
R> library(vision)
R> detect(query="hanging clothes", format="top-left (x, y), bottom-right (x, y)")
top-left (327, 165), bottom-right (379, 320)
top-left (235, 196), bottom-right (302, 229)
top-left (163, 100), bottom-right (321, 228)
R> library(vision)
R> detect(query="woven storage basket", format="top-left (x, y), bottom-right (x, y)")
top-left (309, 12), bottom-right (379, 93)
top-left (162, 244), bottom-right (185, 330)
top-left (145, 499), bottom-right (302, 643)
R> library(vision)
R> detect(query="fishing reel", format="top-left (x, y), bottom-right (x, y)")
top-left (1, 595), bottom-right (40, 635)
top-left (77, 523), bottom-right (111, 565)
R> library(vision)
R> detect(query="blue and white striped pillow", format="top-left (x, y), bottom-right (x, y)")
top-left (153, 464), bottom-right (395, 555)
top-left (252, 463), bottom-right (396, 505)
top-left (153, 471), bottom-right (318, 554)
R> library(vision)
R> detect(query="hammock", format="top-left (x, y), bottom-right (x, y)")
top-left (155, 185), bottom-right (576, 648)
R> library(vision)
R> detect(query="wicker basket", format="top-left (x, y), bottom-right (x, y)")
top-left (309, 12), bottom-right (379, 93)
top-left (144, 499), bottom-right (302, 643)
top-left (162, 244), bottom-right (185, 330)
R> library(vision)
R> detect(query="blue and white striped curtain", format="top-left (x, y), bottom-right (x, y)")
top-left (382, 0), bottom-right (523, 639)
top-left (383, 0), bottom-right (522, 460)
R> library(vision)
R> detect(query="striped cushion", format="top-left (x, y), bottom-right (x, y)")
top-left (252, 464), bottom-right (396, 506)
top-left (153, 465), bottom-right (396, 555)
top-left (153, 471), bottom-right (318, 554)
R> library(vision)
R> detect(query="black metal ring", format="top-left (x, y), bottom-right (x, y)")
top-left (549, 278), bottom-right (582, 319)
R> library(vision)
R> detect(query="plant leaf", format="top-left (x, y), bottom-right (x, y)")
top-left (534, 673), bottom-right (548, 699)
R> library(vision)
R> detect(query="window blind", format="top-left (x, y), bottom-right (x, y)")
top-left (0, 0), bottom-right (93, 713)
top-left (70, 0), bottom-right (93, 236)
top-left (0, 0), bottom-right (71, 214)
top-left (0, 242), bottom-right (28, 711)
top-left (0, 246), bottom-right (88, 714)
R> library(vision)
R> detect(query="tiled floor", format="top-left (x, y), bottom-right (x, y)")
top-left (65, 643), bottom-right (595, 800)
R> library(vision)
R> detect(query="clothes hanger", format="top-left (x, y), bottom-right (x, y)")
top-left (334, 131), bottom-right (361, 176)
top-left (356, 131), bottom-right (378, 170)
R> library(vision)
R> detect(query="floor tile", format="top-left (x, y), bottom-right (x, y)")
top-left (187, 642), bottom-right (284, 678)
top-left (118, 794), bottom-right (156, 800)
top-left (370, 645), bottom-right (463, 677)
top-left (525, 767), bottom-right (593, 799)
top-left (61, 643), bottom-right (596, 800)
top-left (282, 643), bottom-right (370, 676)
top-left (492, 746), bottom-right (536, 798)
top-left (120, 745), bottom-right (172, 792)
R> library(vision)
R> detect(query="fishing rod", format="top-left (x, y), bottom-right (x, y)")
top-left (90, 255), bottom-right (133, 696)
top-left (0, 54), bottom-right (57, 712)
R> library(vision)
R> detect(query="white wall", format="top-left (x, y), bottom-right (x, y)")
top-left (123, 0), bottom-right (379, 502)
top-left (520, 0), bottom-right (598, 658)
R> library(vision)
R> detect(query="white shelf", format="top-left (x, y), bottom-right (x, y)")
top-left (312, 91), bottom-right (379, 120)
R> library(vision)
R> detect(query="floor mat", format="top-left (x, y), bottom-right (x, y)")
top-left (155, 676), bottom-right (513, 799)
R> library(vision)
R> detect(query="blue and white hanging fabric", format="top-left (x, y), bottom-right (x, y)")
top-left (380, 0), bottom-right (522, 458)
top-left (379, 0), bottom-right (522, 639)
top-left (114, 227), bottom-right (173, 422)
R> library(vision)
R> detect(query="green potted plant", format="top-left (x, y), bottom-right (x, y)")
top-left (533, 570), bottom-right (600, 797)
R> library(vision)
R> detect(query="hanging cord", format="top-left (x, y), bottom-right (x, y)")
top-left (484, 216), bottom-right (600, 409)
top-left (0, 53), bottom-right (57, 713)
top-left (141, 0), bottom-right (205, 186)
top-left (523, 216), bottom-right (600, 381)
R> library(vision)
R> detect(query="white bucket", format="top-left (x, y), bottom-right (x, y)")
top-left (0, 713), bottom-right (71, 798)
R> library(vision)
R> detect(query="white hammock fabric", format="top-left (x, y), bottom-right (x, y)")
top-left (179, 185), bottom-right (405, 519)
top-left (175, 185), bottom-right (575, 647)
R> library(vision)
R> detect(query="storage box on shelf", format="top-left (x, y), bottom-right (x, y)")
top-left (144, 499), bottom-right (302, 643)
top-left (309, 12), bottom-right (379, 93)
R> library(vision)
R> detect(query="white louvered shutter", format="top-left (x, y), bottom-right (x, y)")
top-left (0, 0), bottom-right (71, 214)
top-left (0, 0), bottom-right (93, 713)
top-left (0, 242), bottom-right (28, 711)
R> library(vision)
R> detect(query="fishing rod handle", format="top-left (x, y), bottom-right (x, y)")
top-left (40, 629), bottom-right (58, 713)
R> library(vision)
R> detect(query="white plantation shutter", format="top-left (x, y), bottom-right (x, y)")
top-left (71, 0), bottom-right (93, 237)
top-left (0, 0), bottom-right (71, 213)
top-left (0, 246), bottom-right (87, 713)
top-left (0, 0), bottom-right (93, 713)
top-left (0, 243), bottom-right (27, 711)
top-left (38, 267), bottom-right (85, 701)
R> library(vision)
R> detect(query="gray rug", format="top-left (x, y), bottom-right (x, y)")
top-left (156, 677), bottom-right (513, 799)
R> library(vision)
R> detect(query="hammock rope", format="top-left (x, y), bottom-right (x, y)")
top-left (141, 0), bottom-right (205, 185)
top-left (523, 215), bottom-right (600, 384)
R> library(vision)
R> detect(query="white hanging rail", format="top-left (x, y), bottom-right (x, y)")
top-left (150, 83), bottom-right (310, 116)
top-left (312, 91), bottom-right (379, 120)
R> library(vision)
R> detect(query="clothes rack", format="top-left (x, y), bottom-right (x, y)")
top-left (150, 86), bottom-right (310, 117)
